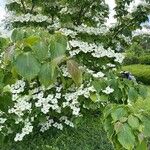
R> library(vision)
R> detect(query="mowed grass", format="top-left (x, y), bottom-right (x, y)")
top-left (122, 65), bottom-right (150, 85)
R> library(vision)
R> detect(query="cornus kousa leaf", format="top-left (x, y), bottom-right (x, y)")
top-left (39, 63), bottom-right (57, 87)
top-left (111, 107), bottom-right (128, 122)
top-left (31, 41), bottom-right (48, 61)
top-left (11, 28), bottom-right (25, 42)
top-left (50, 33), bottom-right (67, 59)
top-left (117, 123), bottom-right (135, 150)
top-left (141, 116), bottom-right (150, 137)
top-left (23, 36), bottom-right (40, 47)
top-left (128, 87), bottom-right (138, 102)
top-left (67, 59), bottom-right (82, 86)
top-left (14, 52), bottom-right (41, 80)
top-left (128, 115), bottom-right (140, 130)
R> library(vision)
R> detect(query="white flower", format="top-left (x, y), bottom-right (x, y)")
top-left (14, 133), bottom-right (24, 142)
top-left (0, 118), bottom-right (7, 124)
top-left (72, 107), bottom-right (80, 116)
top-left (102, 86), bottom-right (114, 94)
top-left (55, 93), bottom-right (61, 99)
top-left (93, 72), bottom-right (105, 78)
top-left (53, 122), bottom-right (63, 130)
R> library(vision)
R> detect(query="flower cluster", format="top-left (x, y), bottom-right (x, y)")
top-left (1, 79), bottom-right (97, 141)
top-left (74, 24), bottom-right (109, 35)
top-left (102, 86), bottom-right (114, 94)
top-left (69, 40), bottom-right (125, 63)
top-left (14, 121), bottom-right (33, 142)
top-left (9, 13), bottom-right (52, 23)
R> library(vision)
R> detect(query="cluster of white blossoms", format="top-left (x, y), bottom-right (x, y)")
top-left (102, 86), bottom-right (114, 94)
top-left (40, 116), bottom-right (74, 132)
top-left (9, 13), bottom-right (52, 23)
top-left (74, 24), bottom-right (109, 35)
top-left (133, 27), bottom-right (150, 36)
top-left (63, 84), bottom-right (96, 116)
top-left (10, 80), bottom-right (25, 94)
top-left (4, 79), bottom-right (99, 141)
top-left (59, 28), bottom-right (77, 37)
top-left (6, 0), bottom-right (20, 4)
top-left (69, 40), bottom-right (125, 63)
top-left (14, 121), bottom-right (33, 142)
top-left (86, 68), bottom-right (105, 78)
top-left (34, 92), bottom-right (61, 114)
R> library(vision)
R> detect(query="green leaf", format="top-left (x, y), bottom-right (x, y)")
top-left (103, 117), bottom-right (114, 139)
top-left (39, 63), bottom-right (57, 87)
top-left (32, 41), bottom-right (48, 61)
top-left (50, 33), bottom-right (67, 59)
top-left (114, 121), bottom-right (123, 133)
top-left (111, 107), bottom-right (128, 122)
top-left (14, 52), bottom-right (41, 80)
top-left (128, 115), bottom-right (140, 129)
top-left (67, 59), bottom-right (82, 86)
top-left (141, 116), bottom-right (150, 137)
top-left (23, 36), bottom-right (39, 46)
top-left (90, 93), bottom-right (98, 102)
top-left (138, 85), bottom-right (147, 99)
top-left (128, 87), bottom-right (138, 102)
top-left (92, 79), bottom-right (106, 93)
top-left (136, 140), bottom-right (148, 150)
top-left (118, 123), bottom-right (135, 150)
top-left (11, 28), bottom-right (25, 42)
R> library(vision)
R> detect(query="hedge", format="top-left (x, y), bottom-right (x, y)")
top-left (122, 65), bottom-right (150, 85)
top-left (123, 55), bottom-right (150, 65)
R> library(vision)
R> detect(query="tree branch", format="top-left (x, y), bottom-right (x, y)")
top-left (20, 0), bottom-right (27, 13)
top-left (30, 1), bottom-right (35, 13)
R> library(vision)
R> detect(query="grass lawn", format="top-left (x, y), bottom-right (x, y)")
top-left (122, 64), bottom-right (150, 85)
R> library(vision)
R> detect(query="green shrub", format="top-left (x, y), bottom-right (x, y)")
top-left (139, 55), bottom-right (150, 65)
top-left (123, 55), bottom-right (139, 65)
top-left (123, 54), bottom-right (150, 65)
top-left (122, 65), bottom-right (150, 85)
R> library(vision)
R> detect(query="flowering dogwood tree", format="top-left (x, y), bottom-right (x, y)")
top-left (0, 0), bottom-right (150, 149)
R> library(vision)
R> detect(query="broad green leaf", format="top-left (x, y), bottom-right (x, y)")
top-left (50, 33), bottom-right (67, 59)
top-left (128, 87), bottom-right (138, 102)
top-left (90, 93), bottom-right (98, 102)
top-left (118, 123), bottom-right (135, 150)
top-left (32, 41), bottom-right (48, 61)
top-left (114, 122), bottom-right (123, 133)
top-left (11, 28), bottom-right (25, 42)
top-left (67, 59), bottom-right (82, 86)
top-left (39, 63), bottom-right (57, 87)
top-left (14, 52), bottom-right (41, 80)
top-left (138, 85), bottom-right (147, 99)
top-left (141, 116), bottom-right (150, 137)
top-left (128, 115), bottom-right (140, 129)
top-left (0, 37), bottom-right (9, 50)
top-left (136, 140), bottom-right (148, 150)
top-left (23, 36), bottom-right (39, 46)
top-left (92, 79), bottom-right (106, 93)
top-left (111, 107), bottom-right (128, 122)
top-left (4, 45), bottom-right (15, 63)
top-left (103, 117), bottom-right (114, 138)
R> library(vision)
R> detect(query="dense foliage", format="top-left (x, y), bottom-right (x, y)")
top-left (0, 0), bottom-right (150, 149)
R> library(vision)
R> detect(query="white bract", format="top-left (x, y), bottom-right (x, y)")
top-left (102, 86), bottom-right (114, 94)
